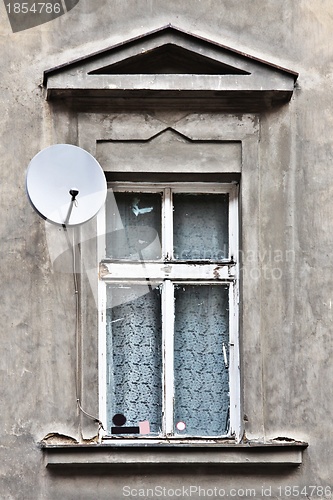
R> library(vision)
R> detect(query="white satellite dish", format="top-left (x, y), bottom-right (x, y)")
top-left (26, 144), bottom-right (107, 226)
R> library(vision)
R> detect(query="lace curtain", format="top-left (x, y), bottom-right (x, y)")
top-left (174, 284), bottom-right (230, 436)
top-left (173, 193), bottom-right (229, 260)
top-left (106, 285), bottom-right (162, 434)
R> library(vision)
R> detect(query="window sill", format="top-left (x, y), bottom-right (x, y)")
top-left (42, 439), bottom-right (308, 468)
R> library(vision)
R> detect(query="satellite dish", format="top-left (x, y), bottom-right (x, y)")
top-left (26, 144), bottom-right (107, 226)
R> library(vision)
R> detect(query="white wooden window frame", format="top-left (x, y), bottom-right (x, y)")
top-left (98, 182), bottom-right (240, 441)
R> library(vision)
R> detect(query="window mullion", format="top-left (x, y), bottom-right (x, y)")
top-left (228, 280), bottom-right (240, 440)
top-left (162, 279), bottom-right (174, 436)
top-left (98, 281), bottom-right (107, 433)
top-left (229, 184), bottom-right (239, 262)
top-left (98, 200), bottom-right (107, 433)
top-left (163, 188), bottom-right (173, 260)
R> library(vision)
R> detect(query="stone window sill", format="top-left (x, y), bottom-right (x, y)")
top-left (42, 440), bottom-right (308, 467)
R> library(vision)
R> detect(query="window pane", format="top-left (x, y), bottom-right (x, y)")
top-left (106, 192), bottom-right (162, 259)
top-left (173, 193), bottom-right (229, 260)
top-left (106, 285), bottom-right (162, 434)
top-left (174, 284), bottom-right (229, 436)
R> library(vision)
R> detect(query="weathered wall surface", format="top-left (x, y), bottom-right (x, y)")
top-left (0, 0), bottom-right (333, 498)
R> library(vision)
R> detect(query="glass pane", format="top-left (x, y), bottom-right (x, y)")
top-left (106, 191), bottom-right (162, 259)
top-left (106, 284), bottom-right (162, 435)
top-left (173, 193), bottom-right (229, 260)
top-left (174, 285), bottom-right (229, 436)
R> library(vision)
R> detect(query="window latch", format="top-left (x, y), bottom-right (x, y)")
top-left (223, 342), bottom-right (229, 369)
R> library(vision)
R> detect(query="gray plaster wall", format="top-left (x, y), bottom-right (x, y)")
top-left (0, 1), bottom-right (333, 499)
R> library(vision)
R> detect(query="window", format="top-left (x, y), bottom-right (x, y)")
top-left (98, 182), bottom-right (239, 440)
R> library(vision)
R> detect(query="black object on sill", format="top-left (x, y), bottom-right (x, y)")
top-left (111, 426), bottom-right (140, 434)
top-left (111, 413), bottom-right (140, 434)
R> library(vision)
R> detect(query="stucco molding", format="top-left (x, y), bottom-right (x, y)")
top-left (42, 441), bottom-right (308, 467)
top-left (43, 25), bottom-right (298, 110)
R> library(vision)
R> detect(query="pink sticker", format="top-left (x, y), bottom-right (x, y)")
top-left (139, 420), bottom-right (150, 434)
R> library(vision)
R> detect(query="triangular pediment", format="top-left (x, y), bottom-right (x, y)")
top-left (44, 25), bottom-right (298, 111)
top-left (89, 44), bottom-right (250, 75)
